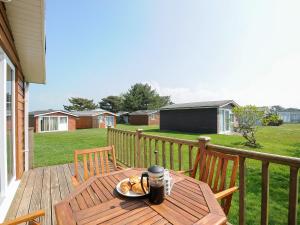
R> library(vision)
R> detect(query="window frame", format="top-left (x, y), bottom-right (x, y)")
top-left (0, 47), bottom-right (17, 201)
top-left (39, 115), bottom-right (69, 132)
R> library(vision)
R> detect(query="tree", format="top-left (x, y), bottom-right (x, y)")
top-left (270, 105), bottom-right (285, 113)
top-left (233, 105), bottom-right (264, 147)
top-left (122, 83), bottom-right (172, 112)
top-left (64, 97), bottom-right (97, 111)
top-left (99, 96), bottom-right (123, 113)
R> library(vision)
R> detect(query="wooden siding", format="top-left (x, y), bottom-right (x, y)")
top-left (76, 116), bottom-right (93, 129)
top-left (129, 113), bottom-right (160, 126)
top-left (0, 3), bottom-right (26, 179)
top-left (160, 108), bottom-right (218, 133)
top-left (15, 73), bottom-right (25, 179)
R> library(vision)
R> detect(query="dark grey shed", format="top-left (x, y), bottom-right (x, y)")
top-left (160, 100), bottom-right (238, 134)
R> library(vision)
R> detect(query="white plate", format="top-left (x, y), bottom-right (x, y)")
top-left (116, 178), bottom-right (148, 197)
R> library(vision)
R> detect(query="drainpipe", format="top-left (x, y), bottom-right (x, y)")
top-left (24, 82), bottom-right (29, 171)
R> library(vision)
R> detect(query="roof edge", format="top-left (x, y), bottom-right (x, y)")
top-left (33, 110), bottom-right (79, 117)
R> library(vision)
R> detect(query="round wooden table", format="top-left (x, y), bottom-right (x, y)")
top-left (55, 168), bottom-right (227, 225)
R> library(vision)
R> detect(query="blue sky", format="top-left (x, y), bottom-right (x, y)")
top-left (29, 0), bottom-right (300, 110)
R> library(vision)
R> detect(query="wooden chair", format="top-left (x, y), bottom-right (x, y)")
top-left (190, 148), bottom-right (239, 215)
top-left (72, 145), bottom-right (121, 187)
top-left (1, 210), bottom-right (45, 225)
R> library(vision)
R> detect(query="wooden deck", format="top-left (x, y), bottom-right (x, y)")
top-left (4, 162), bottom-right (115, 225)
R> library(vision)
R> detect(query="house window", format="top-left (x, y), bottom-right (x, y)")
top-left (39, 116), bottom-right (68, 132)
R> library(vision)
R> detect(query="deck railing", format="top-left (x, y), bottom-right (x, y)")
top-left (107, 127), bottom-right (300, 225)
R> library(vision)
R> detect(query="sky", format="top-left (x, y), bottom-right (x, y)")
top-left (29, 0), bottom-right (300, 110)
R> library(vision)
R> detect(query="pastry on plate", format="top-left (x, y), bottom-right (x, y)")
top-left (132, 181), bottom-right (148, 194)
top-left (120, 181), bottom-right (131, 194)
top-left (129, 175), bottom-right (140, 184)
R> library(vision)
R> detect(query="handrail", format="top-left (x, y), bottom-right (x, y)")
top-left (140, 133), bottom-right (198, 147)
top-left (207, 144), bottom-right (300, 167)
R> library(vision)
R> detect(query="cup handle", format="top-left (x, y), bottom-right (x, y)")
top-left (141, 172), bottom-right (149, 194)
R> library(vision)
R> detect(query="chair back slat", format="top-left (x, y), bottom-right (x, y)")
top-left (207, 155), bottom-right (217, 187)
top-left (100, 151), bottom-right (105, 175)
top-left (213, 157), bottom-right (223, 192)
top-left (191, 148), bottom-right (239, 215)
top-left (74, 146), bottom-right (117, 181)
top-left (83, 154), bottom-right (89, 180)
top-left (89, 153), bottom-right (94, 177)
top-left (106, 151), bottom-right (110, 172)
top-left (219, 159), bottom-right (229, 192)
top-left (94, 152), bottom-right (100, 175)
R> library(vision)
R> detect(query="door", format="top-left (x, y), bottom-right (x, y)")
top-left (105, 116), bottom-right (114, 128)
top-left (219, 109), bottom-right (232, 134)
top-left (0, 50), bottom-right (16, 199)
top-left (58, 117), bottom-right (68, 131)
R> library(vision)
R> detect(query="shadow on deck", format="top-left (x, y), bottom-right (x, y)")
top-left (4, 162), bottom-right (115, 225)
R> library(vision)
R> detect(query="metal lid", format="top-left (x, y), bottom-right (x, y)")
top-left (148, 165), bottom-right (164, 174)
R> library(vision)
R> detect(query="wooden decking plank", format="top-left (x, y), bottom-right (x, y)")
top-left (29, 168), bottom-right (43, 214)
top-left (16, 168), bottom-right (37, 217)
top-left (50, 166), bottom-right (61, 225)
top-left (57, 164), bottom-right (70, 199)
top-left (62, 164), bottom-right (74, 193)
top-left (41, 167), bottom-right (52, 225)
top-left (78, 162), bottom-right (85, 181)
top-left (4, 171), bottom-right (30, 221)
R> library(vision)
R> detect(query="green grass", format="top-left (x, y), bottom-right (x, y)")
top-left (34, 124), bottom-right (300, 225)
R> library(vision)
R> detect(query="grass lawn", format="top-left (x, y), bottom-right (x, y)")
top-left (34, 124), bottom-right (300, 225)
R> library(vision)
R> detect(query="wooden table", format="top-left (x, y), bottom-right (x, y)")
top-left (55, 168), bottom-right (227, 225)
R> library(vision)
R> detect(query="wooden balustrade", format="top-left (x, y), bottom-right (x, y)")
top-left (107, 127), bottom-right (300, 225)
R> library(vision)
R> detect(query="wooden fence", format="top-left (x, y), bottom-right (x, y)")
top-left (107, 127), bottom-right (300, 225)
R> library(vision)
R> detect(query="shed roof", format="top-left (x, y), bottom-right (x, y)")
top-left (278, 108), bottom-right (300, 112)
top-left (29, 110), bottom-right (78, 117)
top-left (160, 100), bottom-right (238, 110)
top-left (129, 110), bottom-right (159, 116)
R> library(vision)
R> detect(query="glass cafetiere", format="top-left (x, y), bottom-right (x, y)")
top-left (141, 165), bottom-right (165, 204)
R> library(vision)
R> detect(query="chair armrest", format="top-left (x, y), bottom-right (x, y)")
top-left (177, 169), bottom-right (193, 174)
top-left (116, 166), bottom-right (125, 170)
top-left (71, 175), bottom-right (80, 187)
top-left (214, 186), bottom-right (238, 200)
top-left (2, 210), bottom-right (45, 225)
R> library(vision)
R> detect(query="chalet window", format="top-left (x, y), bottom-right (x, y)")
top-left (39, 116), bottom-right (68, 132)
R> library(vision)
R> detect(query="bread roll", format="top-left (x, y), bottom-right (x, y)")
top-left (132, 181), bottom-right (148, 194)
top-left (120, 181), bottom-right (131, 194)
top-left (129, 175), bottom-right (140, 184)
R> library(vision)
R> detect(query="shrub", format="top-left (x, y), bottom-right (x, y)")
top-left (262, 114), bottom-right (283, 126)
top-left (233, 105), bottom-right (264, 148)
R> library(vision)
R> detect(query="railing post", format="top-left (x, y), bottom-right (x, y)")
top-left (288, 166), bottom-right (299, 225)
top-left (135, 129), bottom-right (143, 167)
top-left (261, 161), bottom-right (269, 225)
top-left (107, 125), bottom-right (111, 146)
top-left (193, 136), bottom-right (211, 176)
top-left (239, 156), bottom-right (246, 225)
